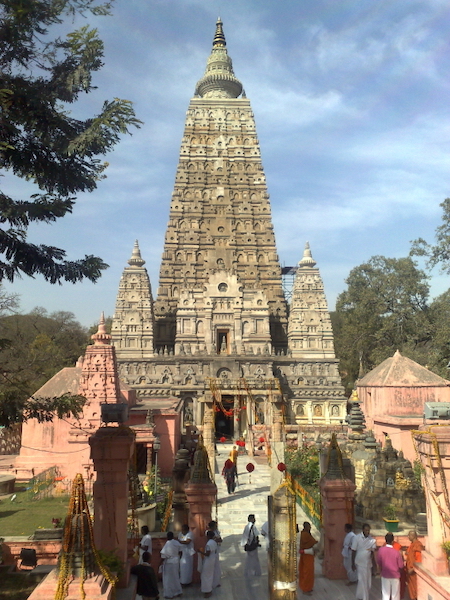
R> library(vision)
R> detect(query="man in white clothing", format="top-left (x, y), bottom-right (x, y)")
top-left (178, 524), bottom-right (194, 586)
top-left (139, 525), bottom-right (152, 564)
top-left (342, 523), bottom-right (357, 584)
top-left (351, 523), bottom-right (377, 600)
top-left (198, 530), bottom-right (220, 598)
top-left (260, 521), bottom-right (270, 552)
top-left (160, 531), bottom-right (182, 599)
top-left (241, 514), bottom-right (261, 577)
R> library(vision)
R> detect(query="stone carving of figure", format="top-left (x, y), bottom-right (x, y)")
top-left (184, 405), bottom-right (193, 425)
top-left (314, 405), bottom-right (322, 417)
top-left (146, 410), bottom-right (155, 426)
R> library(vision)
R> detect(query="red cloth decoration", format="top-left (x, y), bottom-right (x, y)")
top-left (259, 437), bottom-right (265, 443)
top-left (277, 462), bottom-right (286, 472)
top-left (246, 463), bottom-right (255, 473)
top-left (220, 436), bottom-right (226, 443)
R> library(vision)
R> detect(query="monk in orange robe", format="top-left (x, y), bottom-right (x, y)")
top-left (406, 530), bottom-right (423, 600)
top-left (299, 522), bottom-right (317, 594)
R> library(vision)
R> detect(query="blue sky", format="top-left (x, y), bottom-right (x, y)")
top-left (3, 0), bottom-right (450, 327)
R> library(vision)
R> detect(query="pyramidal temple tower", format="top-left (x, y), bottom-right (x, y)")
top-left (111, 19), bottom-right (346, 434)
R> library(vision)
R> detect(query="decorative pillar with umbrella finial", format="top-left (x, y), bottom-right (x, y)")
top-left (319, 434), bottom-right (356, 580)
top-left (184, 437), bottom-right (217, 583)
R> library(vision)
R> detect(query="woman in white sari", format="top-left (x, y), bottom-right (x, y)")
top-left (178, 524), bottom-right (194, 585)
top-left (160, 531), bottom-right (182, 599)
top-left (198, 530), bottom-right (220, 598)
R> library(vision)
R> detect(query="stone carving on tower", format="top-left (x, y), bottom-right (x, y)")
top-left (111, 19), bottom-right (346, 433)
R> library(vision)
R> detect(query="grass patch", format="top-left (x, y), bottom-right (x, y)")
top-left (0, 571), bottom-right (46, 600)
top-left (0, 488), bottom-right (69, 536)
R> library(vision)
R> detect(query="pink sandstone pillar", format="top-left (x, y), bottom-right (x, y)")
top-left (90, 426), bottom-right (135, 585)
top-left (185, 481), bottom-right (217, 583)
top-left (413, 425), bottom-right (450, 599)
top-left (184, 440), bottom-right (217, 583)
top-left (320, 434), bottom-right (355, 579)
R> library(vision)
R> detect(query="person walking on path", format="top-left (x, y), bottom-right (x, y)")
top-left (405, 530), bottom-right (424, 600)
top-left (241, 514), bottom-right (262, 577)
top-left (130, 551), bottom-right (160, 600)
top-left (178, 524), bottom-right (194, 586)
top-left (377, 533), bottom-right (404, 600)
top-left (342, 523), bottom-right (357, 584)
top-left (229, 445), bottom-right (238, 466)
top-left (351, 523), bottom-right (377, 600)
top-left (160, 531), bottom-right (182, 599)
top-left (298, 521), bottom-right (317, 595)
top-left (198, 530), bottom-right (220, 598)
top-left (139, 525), bottom-right (152, 564)
top-left (222, 459), bottom-right (237, 494)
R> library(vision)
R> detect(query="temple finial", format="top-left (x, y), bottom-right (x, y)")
top-left (128, 240), bottom-right (145, 268)
top-left (91, 312), bottom-right (111, 345)
top-left (213, 17), bottom-right (226, 47)
top-left (195, 18), bottom-right (242, 99)
top-left (298, 241), bottom-right (317, 268)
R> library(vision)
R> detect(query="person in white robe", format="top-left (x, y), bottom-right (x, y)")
top-left (342, 523), bottom-right (357, 583)
top-left (178, 524), bottom-right (194, 585)
top-left (351, 523), bottom-right (377, 600)
top-left (260, 521), bottom-right (270, 552)
top-left (160, 532), bottom-right (182, 599)
top-left (139, 525), bottom-right (153, 564)
top-left (198, 530), bottom-right (220, 598)
top-left (241, 514), bottom-right (261, 577)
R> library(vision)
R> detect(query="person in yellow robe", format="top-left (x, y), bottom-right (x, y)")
top-left (299, 522), bottom-right (317, 595)
top-left (229, 445), bottom-right (238, 465)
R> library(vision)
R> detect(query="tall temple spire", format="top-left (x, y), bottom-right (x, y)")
top-left (195, 18), bottom-right (243, 98)
top-left (155, 17), bottom-right (287, 352)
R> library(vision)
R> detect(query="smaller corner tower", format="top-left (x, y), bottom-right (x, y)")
top-left (111, 240), bottom-right (155, 361)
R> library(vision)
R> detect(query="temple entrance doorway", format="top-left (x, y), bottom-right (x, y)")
top-left (215, 395), bottom-right (234, 439)
top-left (135, 443), bottom-right (147, 474)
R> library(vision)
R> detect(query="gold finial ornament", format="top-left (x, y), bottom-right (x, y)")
top-left (213, 18), bottom-right (226, 47)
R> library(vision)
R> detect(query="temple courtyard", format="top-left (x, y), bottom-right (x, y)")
top-left (156, 443), bottom-right (383, 600)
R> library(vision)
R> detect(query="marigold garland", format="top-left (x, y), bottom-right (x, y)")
top-left (54, 474), bottom-right (118, 600)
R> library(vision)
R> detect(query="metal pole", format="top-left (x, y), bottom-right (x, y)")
top-left (154, 451), bottom-right (158, 498)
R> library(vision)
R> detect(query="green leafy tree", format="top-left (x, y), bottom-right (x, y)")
top-left (333, 256), bottom-right (432, 392)
top-left (424, 290), bottom-right (450, 378)
top-left (0, 303), bottom-right (89, 426)
top-left (411, 198), bottom-right (450, 273)
top-left (0, 0), bottom-right (141, 283)
top-left (286, 443), bottom-right (320, 500)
